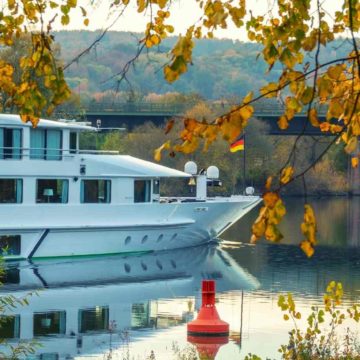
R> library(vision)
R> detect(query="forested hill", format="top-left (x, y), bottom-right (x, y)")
top-left (54, 30), bottom-right (349, 101)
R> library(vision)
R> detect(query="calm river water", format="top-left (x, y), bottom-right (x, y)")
top-left (1, 197), bottom-right (360, 359)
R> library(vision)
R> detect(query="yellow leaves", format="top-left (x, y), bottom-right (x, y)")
top-left (263, 191), bottom-right (279, 208)
top-left (308, 108), bottom-right (320, 127)
top-left (279, 48), bottom-right (297, 69)
top-left (324, 281), bottom-right (343, 310)
top-left (260, 82), bottom-right (279, 98)
top-left (164, 119), bottom-right (175, 135)
top-left (154, 140), bottom-right (171, 162)
top-left (351, 156), bottom-right (359, 168)
top-left (344, 136), bottom-right (358, 154)
top-left (317, 77), bottom-right (333, 100)
top-left (251, 194), bottom-right (285, 244)
top-left (327, 100), bottom-right (344, 120)
top-left (20, 114), bottom-right (39, 127)
top-left (145, 34), bottom-right (161, 48)
top-left (278, 115), bottom-right (288, 130)
top-left (243, 91), bottom-right (253, 104)
top-left (280, 166), bottom-right (294, 185)
top-left (327, 64), bottom-right (345, 80)
top-left (300, 87), bottom-right (314, 105)
top-left (137, 0), bottom-right (146, 12)
top-left (300, 204), bottom-right (317, 257)
top-left (300, 240), bottom-right (314, 258)
top-left (164, 29), bottom-right (194, 82)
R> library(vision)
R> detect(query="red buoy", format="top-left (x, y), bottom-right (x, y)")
top-left (187, 280), bottom-right (229, 336)
top-left (187, 335), bottom-right (228, 359)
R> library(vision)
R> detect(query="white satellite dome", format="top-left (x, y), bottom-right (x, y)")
top-left (207, 166), bottom-right (219, 179)
top-left (184, 161), bottom-right (198, 175)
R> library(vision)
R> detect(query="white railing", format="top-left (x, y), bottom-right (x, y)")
top-left (0, 147), bottom-right (120, 160)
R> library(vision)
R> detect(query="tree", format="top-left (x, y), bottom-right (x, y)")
top-left (0, 0), bottom-right (359, 256)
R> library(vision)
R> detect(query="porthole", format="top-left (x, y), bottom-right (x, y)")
top-left (157, 234), bottom-right (164, 242)
top-left (156, 260), bottom-right (163, 270)
top-left (170, 260), bottom-right (177, 269)
top-left (125, 236), bottom-right (131, 245)
top-left (171, 233), bottom-right (178, 241)
top-left (141, 261), bottom-right (147, 271)
top-left (141, 235), bottom-right (148, 244)
top-left (124, 263), bottom-right (131, 273)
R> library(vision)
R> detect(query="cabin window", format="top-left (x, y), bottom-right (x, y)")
top-left (34, 311), bottom-right (66, 336)
top-left (79, 306), bottom-right (109, 333)
top-left (0, 315), bottom-right (20, 339)
top-left (30, 129), bottom-right (62, 160)
top-left (0, 179), bottom-right (22, 203)
top-left (131, 303), bottom-right (150, 329)
top-left (80, 180), bottom-right (111, 203)
top-left (134, 180), bottom-right (151, 203)
top-left (0, 128), bottom-right (22, 159)
top-left (0, 235), bottom-right (21, 256)
top-left (70, 132), bottom-right (77, 154)
top-left (153, 180), bottom-right (160, 195)
top-left (0, 266), bottom-right (20, 284)
top-left (36, 179), bottom-right (69, 203)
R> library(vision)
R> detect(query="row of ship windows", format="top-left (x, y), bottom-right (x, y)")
top-left (0, 128), bottom-right (75, 160)
top-left (0, 179), bottom-right (159, 204)
top-left (1, 303), bottom-right (153, 340)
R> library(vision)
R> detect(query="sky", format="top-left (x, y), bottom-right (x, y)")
top-left (53, 0), bottom-right (343, 41)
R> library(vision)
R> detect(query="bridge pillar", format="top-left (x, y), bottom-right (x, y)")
top-left (348, 145), bottom-right (360, 195)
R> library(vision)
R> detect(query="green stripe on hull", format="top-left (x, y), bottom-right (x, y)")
top-left (4, 250), bottom-right (153, 262)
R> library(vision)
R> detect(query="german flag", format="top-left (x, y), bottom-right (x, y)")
top-left (230, 135), bottom-right (245, 152)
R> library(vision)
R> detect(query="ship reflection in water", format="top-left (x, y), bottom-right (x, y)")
top-left (0, 243), bottom-right (259, 359)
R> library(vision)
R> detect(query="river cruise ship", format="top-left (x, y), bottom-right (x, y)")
top-left (0, 114), bottom-right (260, 261)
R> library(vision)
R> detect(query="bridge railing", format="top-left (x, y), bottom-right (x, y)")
top-left (83, 100), bottom-right (327, 117)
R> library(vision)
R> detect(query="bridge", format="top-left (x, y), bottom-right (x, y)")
top-left (59, 100), bottom-right (358, 194)
top-left (78, 100), bottom-right (328, 135)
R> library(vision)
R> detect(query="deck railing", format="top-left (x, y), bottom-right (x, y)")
top-left (0, 147), bottom-right (119, 160)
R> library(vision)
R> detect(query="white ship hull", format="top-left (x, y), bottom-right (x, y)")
top-left (1, 196), bottom-right (260, 260)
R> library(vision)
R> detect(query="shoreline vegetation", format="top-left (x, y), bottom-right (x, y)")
top-left (78, 117), bottom-right (350, 198)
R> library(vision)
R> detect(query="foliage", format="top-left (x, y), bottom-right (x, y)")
top-left (0, 1), bottom-right (91, 123)
top-left (244, 281), bottom-right (360, 360)
top-left (171, 342), bottom-right (199, 360)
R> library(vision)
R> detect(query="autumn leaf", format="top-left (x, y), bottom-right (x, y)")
top-left (164, 119), bottom-right (175, 134)
top-left (351, 156), bottom-right (359, 168)
top-left (300, 204), bottom-right (317, 257)
top-left (309, 108), bottom-right (320, 127)
top-left (280, 166), bottom-right (294, 185)
top-left (278, 115), bottom-right (289, 130)
top-left (265, 176), bottom-right (273, 191)
top-left (300, 240), bottom-right (314, 258)
top-left (154, 140), bottom-right (171, 162)
top-left (263, 191), bottom-right (279, 208)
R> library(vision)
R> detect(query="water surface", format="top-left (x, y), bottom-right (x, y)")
top-left (1, 197), bottom-right (359, 359)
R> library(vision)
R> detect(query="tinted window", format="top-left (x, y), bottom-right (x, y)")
top-left (79, 307), bottom-right (109, 333)
top-left (134, 180), bottom-right (151, 203)
top-left (0, 128), bottom-right (22, 159)
top-left (0, 179), bottom-right (22, 203)
top-left (0, 316), bottom-right (20, 338)
top-left (36, 179), bottom-right (69, 203)
top-left (30, 129), bottom-right (62, 160)
top-left (33, 311), bottom-right (66, 336)
top-left (81, 180), bottom-right (111, 203)
top-left (0, 235), bottom-right (21, 256)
